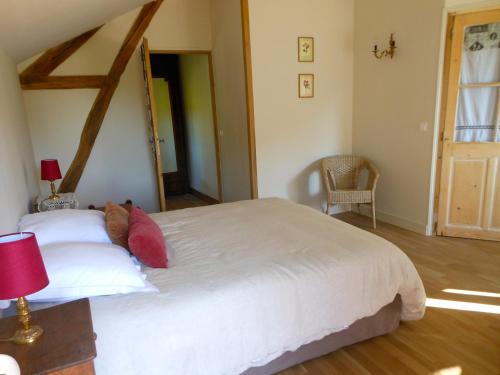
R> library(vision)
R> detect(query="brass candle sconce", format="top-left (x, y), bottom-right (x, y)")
top-left (372, 33), bottom-right (396, 59)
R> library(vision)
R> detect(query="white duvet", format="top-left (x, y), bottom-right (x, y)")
top-left (90, 198), bottom-right (425, 375)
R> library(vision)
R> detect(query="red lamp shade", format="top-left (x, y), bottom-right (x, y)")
top-left (0, 233), bottom-right (49, 300)
top-left (41, 159), bottom-right (62, 181)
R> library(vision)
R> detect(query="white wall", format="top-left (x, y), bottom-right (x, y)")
top-left (0, 0), bottom-right (149, 63)
top-left (20, 0), bottom-right (213, 212)
top-left (153, 78), bottom-right (177, 173)
top-left (353, 0), bottom-right (444, 234)
top-left (0, 47), bottom-right (39, 232)
top-left (179, 54), bottom-right (219, 200)
top-left (248, 0), bottom-right (354, 210)
top-left (210, 0), bottom-right (252, 202)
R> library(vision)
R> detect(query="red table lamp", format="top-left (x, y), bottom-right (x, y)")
top-left (41, 159), bottom-right (62, 200)
top-left (0, 233), bottom-right (49, 345)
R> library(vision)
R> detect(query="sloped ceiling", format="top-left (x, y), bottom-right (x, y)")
top-left (0, 0), bottom-right (151, 63)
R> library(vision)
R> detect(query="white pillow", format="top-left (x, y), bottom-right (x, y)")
top-left (26, 242), bottom-right (158, 302)
top-left (18, 209), bottom-right (111, 246)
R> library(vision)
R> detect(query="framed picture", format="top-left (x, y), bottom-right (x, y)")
top-left (298, 74), bottom-right (314, 98)
top-left (298, 37), bottom-right (314, 62)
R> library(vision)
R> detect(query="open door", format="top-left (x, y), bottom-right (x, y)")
top-left (149, 54), bottom-right (191, 197)
top-left (141, 38), bottom-right (166, 211)
top-left (437, 9), bottom-right (500, 241)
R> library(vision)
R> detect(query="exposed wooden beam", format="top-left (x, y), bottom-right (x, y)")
top-left (20, 27), bottom-right (102, 80)
top-left (21, 75), bottom-right (106, 90)
top-left (59, 0), bottom-right (164, 193)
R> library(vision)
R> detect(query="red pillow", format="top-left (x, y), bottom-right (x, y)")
top-left (128, 206), bottom-right (168, 268)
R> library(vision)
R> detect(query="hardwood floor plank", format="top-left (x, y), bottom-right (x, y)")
top-left (372, 338), bottom-right (431, 374)
top-left (165, 194), bottom-right (211, 211)
top-left (334, 350), bottom-right (373, 375)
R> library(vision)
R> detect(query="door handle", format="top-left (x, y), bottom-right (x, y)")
top-left (149, 138), bottom-right (165, 144)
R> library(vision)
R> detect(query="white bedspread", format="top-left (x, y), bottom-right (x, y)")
top-left (90, 198), bottom-right (425, 375)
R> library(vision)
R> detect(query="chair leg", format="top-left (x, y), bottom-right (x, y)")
top-left (371, 201), bottom-right (377, 229)
top-left (325, 202), bottom-right (331, 215)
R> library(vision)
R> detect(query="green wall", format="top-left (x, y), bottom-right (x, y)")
top-left (179, 54), bottom-right (219, 200)
top-left (153, 78), bottom-right (178, 174)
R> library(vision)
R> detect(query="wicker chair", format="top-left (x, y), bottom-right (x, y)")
top-left (321, 155), bottom-right (380, 228)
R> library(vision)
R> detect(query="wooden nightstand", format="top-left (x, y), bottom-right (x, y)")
top-left (0, 299), bottom-right (96, 375)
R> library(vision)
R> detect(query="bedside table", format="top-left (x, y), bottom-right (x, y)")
top-left (0, 299), bottom-right (96, 375)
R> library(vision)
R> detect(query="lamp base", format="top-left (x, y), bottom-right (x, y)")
top-left (12, 297), bottom-right (44, 345)
top-left (12, 325), bottom-right (44, 345)
top-left (48, 181), bottom-right (60, 200)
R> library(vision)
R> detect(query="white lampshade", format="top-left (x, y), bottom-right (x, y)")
top-left (0, 354), bottom-right (20, 375)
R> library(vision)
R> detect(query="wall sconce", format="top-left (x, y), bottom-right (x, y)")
top-left (372, 33), bottom-right (397, 59)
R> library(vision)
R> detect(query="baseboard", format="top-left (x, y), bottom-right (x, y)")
top-left (189, 188), bottom-right (219, 205)
top-left (356, 205), bottom-right (427, 235)
top-left (327, 203), bottom-right (350, 215)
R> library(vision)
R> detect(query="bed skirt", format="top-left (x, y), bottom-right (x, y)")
top-left (242, 294), bottom-right (402, 375)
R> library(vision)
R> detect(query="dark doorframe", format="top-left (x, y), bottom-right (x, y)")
top-left (149, 50), bottom-right (223, 202)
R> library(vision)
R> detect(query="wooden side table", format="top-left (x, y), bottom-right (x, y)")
top-left (0, 299), bottom-right (96, 375)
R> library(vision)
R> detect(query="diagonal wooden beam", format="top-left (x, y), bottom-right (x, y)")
top-left (20, 26), bottom-right (102, 80)
top-left (20, 75), bottom-right (107, 90)
top-left (59, 0), bottom-right (164, 193)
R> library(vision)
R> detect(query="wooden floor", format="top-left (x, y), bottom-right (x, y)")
top-left (165, 194), bottom-right (209, 211)
top-left (278, 212), bottom-right (500, 375)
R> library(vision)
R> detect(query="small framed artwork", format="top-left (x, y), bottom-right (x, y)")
top-left (298, 74), bottom-right (314, 98)
top-left (298, 37), bottom-right (314, 62)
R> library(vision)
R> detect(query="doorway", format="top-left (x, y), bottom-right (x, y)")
top-left (142, 45), bottom-right (223, 211)
top-left (436, 9), bottom-right (500, 241)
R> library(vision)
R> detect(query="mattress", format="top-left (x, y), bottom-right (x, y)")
top-left (89, 198), bottom-right (426, 375)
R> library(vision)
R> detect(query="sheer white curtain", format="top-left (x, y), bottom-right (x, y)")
top-left (456, 22), bottom-right (500, 142)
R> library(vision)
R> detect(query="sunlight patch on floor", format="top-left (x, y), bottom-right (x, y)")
top-left (432, 366), bottom-right (462, 375)
top-left (426, 298), bottom-right (500, 314)
top-left (442, 289), bottom-right (500, 298)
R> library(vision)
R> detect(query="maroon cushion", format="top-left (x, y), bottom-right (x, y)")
top-left (128, 206), bottom-right (168, 268)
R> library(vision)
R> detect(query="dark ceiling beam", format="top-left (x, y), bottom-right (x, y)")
top-left (20, 75), bottom-right (106, 90)
top-left (19, 26), bottom-right (102, 80)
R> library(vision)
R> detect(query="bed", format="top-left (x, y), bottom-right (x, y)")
top-left (87, 198), bottom-right (425, 375)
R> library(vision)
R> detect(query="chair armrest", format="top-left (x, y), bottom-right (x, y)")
top-left (322, 168), bottom-right (337, 192)
top-left (366, 161), bottom-right (380, 192)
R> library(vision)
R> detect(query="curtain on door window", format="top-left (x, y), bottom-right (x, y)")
top-left (455, 22), bottom-right (500, 142)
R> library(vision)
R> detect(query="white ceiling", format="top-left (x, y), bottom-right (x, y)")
top-left (0, 0), bottom-right (151, 63)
